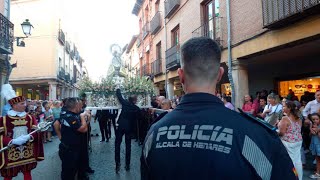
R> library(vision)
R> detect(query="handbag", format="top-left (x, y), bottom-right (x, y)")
top-left (264, 104), bottom-right (281, 126)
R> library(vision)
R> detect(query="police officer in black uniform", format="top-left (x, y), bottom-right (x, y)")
top-left (115, 88), bottom-right (141, 173)
top-left (141, 37), bottom-right (298, 179)
top-left (59, 98), bottom-right (88, 180)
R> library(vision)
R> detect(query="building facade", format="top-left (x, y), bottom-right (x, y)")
top-left (8, 0), bottom-right (85, 101)
top-left (131, 0), bottom-right (320, 108)
top-left (0, 0), bottom-right (13, 115)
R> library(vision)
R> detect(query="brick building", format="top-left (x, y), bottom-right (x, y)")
top-left (130, 0), bottom-right (320, 108)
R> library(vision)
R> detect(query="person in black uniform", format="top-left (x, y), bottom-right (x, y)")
top-left (95, 110), bottom-right (111, 142)
top-left (141, 37), bottom-right (298, 180)
top-left (59, 98), bottom-right (88, 180)
top-left (78, 98), bottom-right (95, 178)
top-left (109, 109), bottom-right (118, 133)
top-left (115, 88), bottom-right (141, 173)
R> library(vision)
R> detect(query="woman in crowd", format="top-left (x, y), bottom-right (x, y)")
top-left (222, 96), bottom-right (234, 110)
top-left (44, 105), bottom-right (54, 142)
top-left (309, 113), bottom-right (320, 179)
top-left (262, 93), bottom-right (282, 125)
top-left (278, 101), bottom-right (303, 180)
top-left (51, 101), bottom-right (62, 137)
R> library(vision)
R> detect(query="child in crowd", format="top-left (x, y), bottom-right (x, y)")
top-left (309, 113), bottom-right (320, 179)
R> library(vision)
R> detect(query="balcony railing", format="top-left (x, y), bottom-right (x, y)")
top-left (70, 50), bottom-right (74, 60)
top-left (165, 0), bottom-right (180, 18)
top-left (58, 29), bottom-right (65, 45)
top-left (165, 44), bottom-right (180, 70)
top-left (0, 13), bottom-right (14, 54)
top-left (142, 23), bottom-right (150, 39)
top-left (151, 58), bottom-right (162, 76)
top-left (262, 0), bottom-right (320, 28)
top-left (136, 38), bottom-right (141, 47)
top-left (58, 67), bottom-right (65, 79)
top-left (151, 11), bottom-right (162, 35)
top-left (66, 41), bottom-right (70, 54)
top-left (142, 64), bottom-right (150, 76)
top-left (65, 72), bottom-right (70, 82)
top-left (192, 17), bottom-right (223, 47)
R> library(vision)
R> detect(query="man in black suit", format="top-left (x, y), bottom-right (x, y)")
top-left (108, 109), bottom-right (118, 136)
top-left (114, 88), bottom-right (141, 173)
top-left (95, 110), bottom-right (110, 142)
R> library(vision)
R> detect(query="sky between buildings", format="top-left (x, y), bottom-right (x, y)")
top-left (12, 0), bottom-right (139, 81)
top-left (66, 0), bottom-right (139, 81)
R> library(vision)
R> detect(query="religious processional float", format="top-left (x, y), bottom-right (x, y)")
top-left (78, 44), bottom-right (154, 110)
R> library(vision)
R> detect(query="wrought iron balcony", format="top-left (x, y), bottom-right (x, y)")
top-left (70, 50), bottom-right (74, 60)
top-left (165, 44), bottom-right (180, 70)
top-left (165, 0), bottom-right (180, 18)
top-left (142, 64), bottom-right (150, 76)
top-left (136, 37), bottom-right (141, 47)
top-left (0, 13), bottom-right (14, 54)
top-left (58, 29), bottom-right (65, 45)
top-left (151, 58), bottom-right (162, 76)
top-left (65, 41), bottom-right (70, 54)
top-left (192, 17), bottom-right (223, 47)
top-left (151, 11), bottom-right (162, 35)
top-left (262, 0), bottom-right (320, 29)
top-left (58, 67), bottom-right (65, 79)
top-left (142, 23), bottom-right (150, 39)
top-left (65, 72), bottom-right (70, 82)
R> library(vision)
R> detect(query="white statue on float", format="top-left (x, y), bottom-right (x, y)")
top-left (85, 44), bottom-right (151, 110)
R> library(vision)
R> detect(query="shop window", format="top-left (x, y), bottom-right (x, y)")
top-left (27, 89), bottom-right (33, 99)
top-left (279, 77), bottom-right (320, 100)
top-left (16, 87), bottom-right (23, 96)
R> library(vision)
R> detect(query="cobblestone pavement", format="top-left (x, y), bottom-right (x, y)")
top-left (15, 122), bottom-right (142, 180)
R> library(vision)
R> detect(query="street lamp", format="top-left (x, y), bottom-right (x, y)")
top-left (16, 19), bottom-right (34, 47)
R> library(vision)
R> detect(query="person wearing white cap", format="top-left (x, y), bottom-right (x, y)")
top-left (0, 84), bottom-right (44, 180)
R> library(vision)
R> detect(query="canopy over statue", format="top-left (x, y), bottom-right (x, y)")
top-left (78, 44), bottom-right (154, 110)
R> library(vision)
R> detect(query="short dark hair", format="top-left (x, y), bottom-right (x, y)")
top-left (129, 96), bottom-right (137, 104)
top-left (180, 37), bottom-right (221, 85)
top-left (65, 97), bottom-right (78, 111)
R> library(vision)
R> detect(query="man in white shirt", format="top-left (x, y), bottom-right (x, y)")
top-left (302, 90), bottom-right (320, 119)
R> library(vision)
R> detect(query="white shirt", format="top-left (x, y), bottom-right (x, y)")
top-left (7, 110), bottom-right (27, 117)
top-left (302, 99), bottom-right (320, 117)
top-left (263, 103), bottom-right (282, 115)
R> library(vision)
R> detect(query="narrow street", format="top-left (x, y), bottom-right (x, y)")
top-left (16, 123), bottom-right (141, 180)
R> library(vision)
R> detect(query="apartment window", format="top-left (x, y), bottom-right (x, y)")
top-left (171, 25), bottom-right (180, 47)
top-left (156, 42), bottom-right (162, 59)
top-left (59, 58), bottom-right (62, 69)
top-left (145, 6), bottom-right (149, 22)
top-left (155, 0), bottom-right (160, 12)
top-left (202, 0), bottom-right (220, 39)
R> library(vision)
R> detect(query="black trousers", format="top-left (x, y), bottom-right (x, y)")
top-left (59, 143), bottom-right (80, 180)
top-left (107, 119), bottom-right (112, 138)
top-left (115, 128), bottom-right (131, 166)
top-left (98, 119), bottom-right (108, 140)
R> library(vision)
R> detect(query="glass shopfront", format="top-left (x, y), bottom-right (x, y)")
top-left (279, 77), bottom-right (320, 100)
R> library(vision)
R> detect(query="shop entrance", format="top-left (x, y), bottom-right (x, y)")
top-left (279, 76), bottom-right (320, 101)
